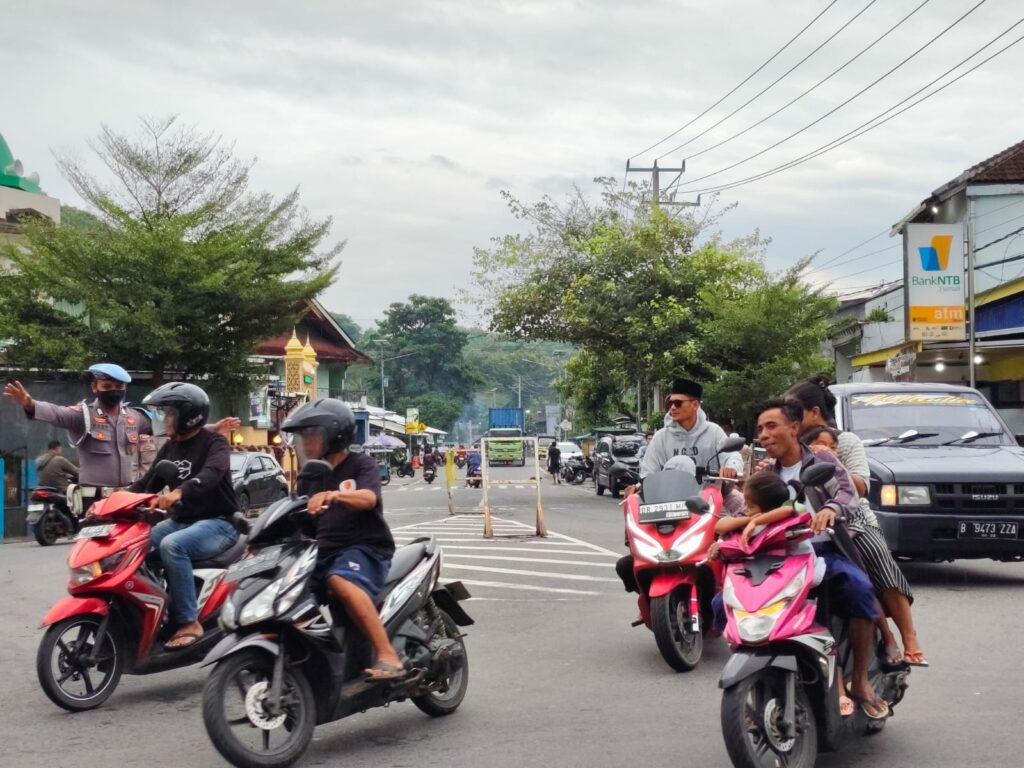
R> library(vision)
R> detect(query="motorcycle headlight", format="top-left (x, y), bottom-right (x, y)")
top-left (655, 549), bottom-right (683, 562)
top-left (69, 551), bottom-right (127, 586)
top-left (239, 580), bottom-right (282, 626)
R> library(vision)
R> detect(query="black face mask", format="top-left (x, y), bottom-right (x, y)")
top-left (97, 390), bottom-right (126, 407)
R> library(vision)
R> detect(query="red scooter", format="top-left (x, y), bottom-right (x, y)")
top-left (623, 438), bottom-right (744, 671)
top-left (36, 461), bottom-right (247, 711)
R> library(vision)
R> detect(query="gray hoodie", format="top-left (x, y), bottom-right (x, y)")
top-left (640, 409), bottom-right (744, 478)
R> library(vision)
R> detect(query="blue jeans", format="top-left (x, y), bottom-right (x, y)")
top-left (150, 518), bottom-right (238, 624)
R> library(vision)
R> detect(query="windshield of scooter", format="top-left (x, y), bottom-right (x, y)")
top-left (640, 469), bottom-right (702, 505)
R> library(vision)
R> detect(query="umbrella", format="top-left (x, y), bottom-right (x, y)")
top-left (363, 433), bottom-right (406, 450)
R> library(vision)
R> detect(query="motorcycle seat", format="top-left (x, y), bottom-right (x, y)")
top-left (194, 535), bottom-right (248, 569)
top-left (384, 538), bottom-right (430, 587)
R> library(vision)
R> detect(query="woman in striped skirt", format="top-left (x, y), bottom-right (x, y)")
top-left (788, 378), bottom-right (928, 667)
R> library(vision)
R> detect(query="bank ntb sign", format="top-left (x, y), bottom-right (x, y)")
top-left (905, 223), bottom-right (965, 342)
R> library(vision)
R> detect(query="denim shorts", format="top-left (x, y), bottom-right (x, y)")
top-left (319, 546), bottom-right (391, 601)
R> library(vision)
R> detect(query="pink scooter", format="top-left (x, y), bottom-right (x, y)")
top-left (716, 463), bottom-right (910, 768)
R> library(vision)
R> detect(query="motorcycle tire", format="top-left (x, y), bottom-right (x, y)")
top-left (573, 470), bottom-right (585, 485)
top-left (651, 591), bottom-right (703, 672)
top-left (37, 614), bottom-right (124, 711)
top-left (720, 669), bottom-right (817, 768)
top-left (412, 608), bottom-right (469, 717)
top-left (33, 510), bottom-right (62, 546)
top-left (381, 475), bottom-right (391, 486)
top-left (202, 648), bottom-right (316, 768)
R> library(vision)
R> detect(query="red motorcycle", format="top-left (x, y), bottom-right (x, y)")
top-left (623, 438), bottom-right (743, 671)
top-left (36, 462), bottom-right (247, 711)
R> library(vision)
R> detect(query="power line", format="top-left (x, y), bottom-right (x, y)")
top-left (673, 13), bottom-right (1023, 196)
top-left (657, 0), bottom-right (883, 161)
top-left (627, 0), bottom-right (839, 160)
top-left (672, 0), bottom-right (931, 164)
top-left (667, 0), bottom-right (989, 193)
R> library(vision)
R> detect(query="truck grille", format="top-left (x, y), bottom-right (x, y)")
top-left (930, 482), bottom-right (1024, 514)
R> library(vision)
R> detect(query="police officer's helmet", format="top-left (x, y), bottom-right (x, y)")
top-left (282, 399), bottom-right (356, 461)
top-left (143, 382), bottom-right (210, 436)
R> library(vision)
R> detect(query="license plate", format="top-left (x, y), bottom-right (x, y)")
top-left (77, 524), bottom-right (115, 539)
top-left (28, 504), bottom-right (44, 512)
top-left (957, 520), bottom-right (1018, 540)
top-left (227, 545), bottom-right (281, 581)
top-left (639, 500), bottom-right (690, 523)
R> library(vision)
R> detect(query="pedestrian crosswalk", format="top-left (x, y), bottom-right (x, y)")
top-left (389, 515), bottom-right (622, 599)
top-left (386, 484), bottom-right (534, 492)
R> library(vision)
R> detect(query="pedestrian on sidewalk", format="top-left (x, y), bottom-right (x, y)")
top-left (547, 440), bottom-right (561, 484)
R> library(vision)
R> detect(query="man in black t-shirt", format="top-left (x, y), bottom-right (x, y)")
top-left (283, 399), bottom-right (402, 681)
top-left (547, 441), bottom-right (561, 484)
top-left (129, 383), bottom-right (238, 651)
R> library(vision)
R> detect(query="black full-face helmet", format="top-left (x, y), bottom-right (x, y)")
top-left (281, 399), bottom-right (356, 465)
top-left (142, 382), bottom-right (210, 437)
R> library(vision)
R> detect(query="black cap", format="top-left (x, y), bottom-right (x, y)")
top-left (670, 378), bottom-right (703, 399)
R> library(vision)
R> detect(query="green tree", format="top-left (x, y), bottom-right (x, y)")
top-left (470, 179), bottom-right (835, 432)
top-left (368, 295), bottom-right (479, 431)
top-left (0, 116), bottom-right (339, 399)
top-left (330, 312), bottom-right (363, 344)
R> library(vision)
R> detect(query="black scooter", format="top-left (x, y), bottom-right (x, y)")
top-left (423, 465), bottom-right (437, 484)
top-left (201, 460), bottom-right (473, 768)
top-left (396, 461), bottom-right (415, 478)
top-left (28, 487), bottom-right (79, 546)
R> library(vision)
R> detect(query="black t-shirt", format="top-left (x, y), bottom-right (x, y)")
top-left (314, 452), bottom-right (395, 560)
top-left (547, 445), bottom-right (561, 468)
top-left (129, 429), bottom-right (237, 523)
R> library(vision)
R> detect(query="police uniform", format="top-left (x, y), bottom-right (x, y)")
top-left (31, 398), bottom-right (153, 488)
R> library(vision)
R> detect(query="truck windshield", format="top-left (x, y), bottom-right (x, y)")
top-left (848, 392), bottom-right (1012, 446)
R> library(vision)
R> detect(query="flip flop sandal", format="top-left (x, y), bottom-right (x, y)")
top-left (364, 660), bottom-right (405, 681)
top-left (877, 639), bottom-right (907, 669)
top-left (164, 632), bottom-right (202, 651)
top-left (849, 692), bottom-right (890, 721)
top-left (839, 696), bottom-right (856, 717)
top-left (902, 651), bottom-right (930, 667)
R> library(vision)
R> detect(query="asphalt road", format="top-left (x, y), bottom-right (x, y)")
top-left (2, 463), bottom-right (1023, 767)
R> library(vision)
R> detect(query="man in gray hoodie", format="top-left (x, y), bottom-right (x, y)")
top-left (639, 379), bottom-right (744, 479)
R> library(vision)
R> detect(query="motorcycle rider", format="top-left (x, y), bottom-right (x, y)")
top-left (35, 440), bottom-right (79, 488)
top-left (129, 382), bottom-right (239, 651)
top-left (422, 448), bottom-right (437, 479)
top-left (283, 399), bottom-right (403, 681)
top-left (754, 397), bottom-right (888, 720)
top-left (616, 378), bottom-right (744, 595)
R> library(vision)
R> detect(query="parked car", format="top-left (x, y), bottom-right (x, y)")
top-left (593, 434), bottom-right (643, 498)
top-left (230, 451), bottom-right (289, 515)
top-left (832, 382), bottom-right (1024, 561)
top-left (555, 441), bottom-right (584, 462)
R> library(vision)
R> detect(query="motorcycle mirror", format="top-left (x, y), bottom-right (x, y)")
top-left (717, 435), bottom-right (746, 454)
top-left (298, 459), bottom-right (333, 481)
top-left (146, 460), bottom-right (179, 492)
top-left (799, 462), bottom-right (835, 487)
top-left (685, 496), bottom-right (711, 515)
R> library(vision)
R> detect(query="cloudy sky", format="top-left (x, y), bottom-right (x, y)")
top-left (4, 0), bottom-right (1024, 328)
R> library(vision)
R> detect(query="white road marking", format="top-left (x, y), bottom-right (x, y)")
top-left (439, 554), bottom-right (612, 567)
top-left (441, 563), bottom-right (619, 582)
top-left (436, 545), bottom-right (617, 557)
top-left (454, 579), bottom-right (600, 596)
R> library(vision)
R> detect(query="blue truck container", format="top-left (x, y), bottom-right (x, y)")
top-left (488, 408), bottom-right (525, 430)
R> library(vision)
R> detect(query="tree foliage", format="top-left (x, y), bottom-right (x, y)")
top-left (361, 295), bottom-right (479, 431)
top-left (470, 179), bottom-right (837, 434)
top-left (0, 116), bottom-right (339, 399)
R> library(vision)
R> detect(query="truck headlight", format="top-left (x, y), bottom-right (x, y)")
top-left (897, 485), bottom-right (931, 505)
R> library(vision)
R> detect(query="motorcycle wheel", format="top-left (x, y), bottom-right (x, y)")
top-left (202, 649), bottom-right (316, 768)
top-left (720, 669), bottom-right (817, 768)
top-left (37, 614), bottom-right (123, 711)
top-left (381, 475), bottom-right (391, 486)
top-left (34, 510), bottom-right (62, 546)
top-left (412, 609), bottom-right (469, 717)
top-left (651, 591), bottom-right (703, 672)
top-left (573, 470), bottom-right (585, 485)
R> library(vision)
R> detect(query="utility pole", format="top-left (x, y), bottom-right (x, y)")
top-left (625, 159), bottom-right (699, 210)
top-left (517, 375), bottom-right (522, 409)
top-left (372, 338), bottom-right (388, 410)
top-left (967, 197), bottom-right (977, 388)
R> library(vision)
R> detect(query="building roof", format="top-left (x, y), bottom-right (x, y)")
top-left (892, 138), bottom-right (1024, 234)
top-left (255, 298), bottom-right (372, 364)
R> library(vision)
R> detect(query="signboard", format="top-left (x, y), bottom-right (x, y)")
top-left (904, 223), bottom-right (966, 342)
top-left (544, 404), bottom-right (561, 436)
top-left (405, 408), bottom-right (419, 434)
top-left (885, 346), bottom-right (916, 382)
top-left (248, 384), bottom-right (271, 429)
top-left (559, 419), bottom-right (572, 432)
